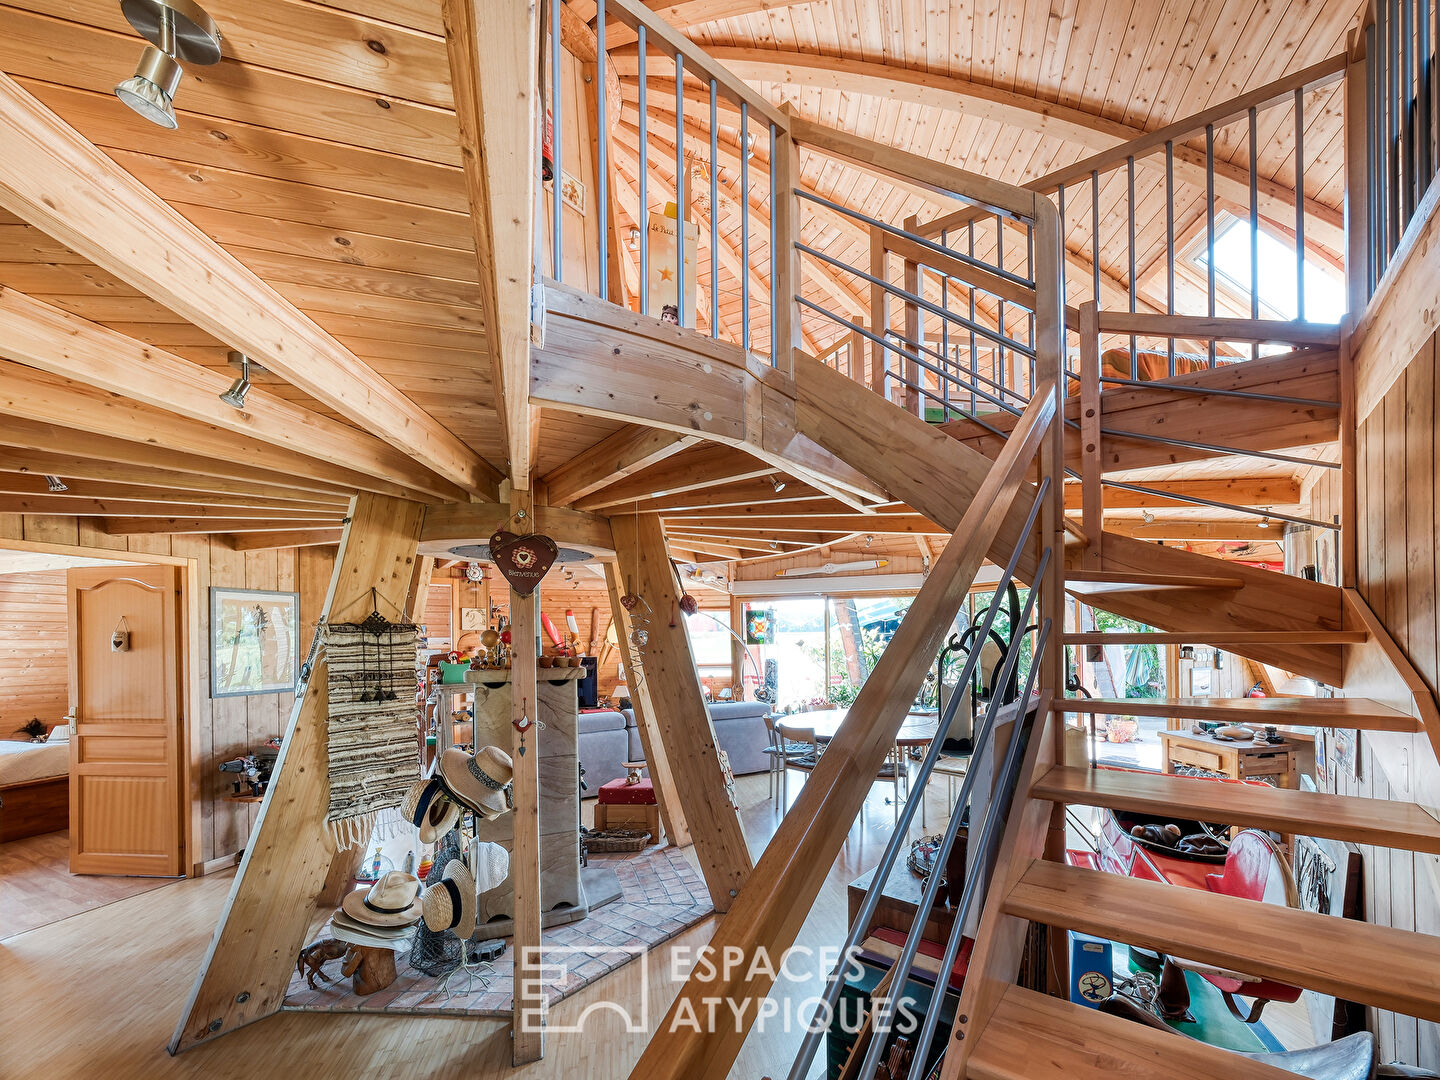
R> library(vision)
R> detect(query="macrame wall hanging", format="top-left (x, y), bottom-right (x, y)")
top-left (323, 589), bottom-right (421, 848)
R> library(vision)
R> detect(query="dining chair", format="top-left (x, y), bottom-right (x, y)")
top-left (773, 721), bottom-right (821, 806)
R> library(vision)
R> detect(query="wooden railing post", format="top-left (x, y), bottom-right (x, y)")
top-left (902, 214), bottom-right (924, 416)
top-left (771, 115), bottom-right (801, 375)
top-left (868, 225), bottom-right (890, 399)
top-left (1345, 25), bottom-right (1371, 317)
top-left (1079, 300), bottom-right (1103, 569)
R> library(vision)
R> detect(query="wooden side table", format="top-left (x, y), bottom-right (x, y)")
top-left (1156, 728), bottom-right (1302, 788)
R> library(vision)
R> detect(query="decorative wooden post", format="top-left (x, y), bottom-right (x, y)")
top-left (508, 488), bottom-right (545, 1065)
top-left (169, 493), bottom-right (424, 1053)
top-left (604, 560), bottom-right (691, 847)
top-left (609, 512), bottom-right (751, 911)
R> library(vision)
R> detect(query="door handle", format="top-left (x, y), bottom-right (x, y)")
top-left (64, 712), bottom-right (76, 735)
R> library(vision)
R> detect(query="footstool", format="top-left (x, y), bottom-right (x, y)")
top-left (594, 775), bottom-right (662, 843)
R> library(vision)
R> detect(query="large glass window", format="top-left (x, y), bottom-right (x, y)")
top-left (825, 596), bottom-right (914, 705)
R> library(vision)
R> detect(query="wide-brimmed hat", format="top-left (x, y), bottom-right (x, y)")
top-left (438, 745), bottom-right (514, 819)
top-left (340, 870), bottom-right (423, 928)
top-left (421, 859), bottom-right (477, 940)
top-left (329, 911), bottom-right (416, 951)
top-left (400, 776), bottom-right (462, 844)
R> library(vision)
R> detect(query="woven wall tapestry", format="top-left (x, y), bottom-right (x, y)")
top-left (323, 621), bottom-right (420, 848)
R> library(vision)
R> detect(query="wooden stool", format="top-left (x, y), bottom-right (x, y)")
top-left (595, 776), bottom-right (662, 843)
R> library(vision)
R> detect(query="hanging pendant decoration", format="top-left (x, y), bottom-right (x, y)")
top-left (490, 529), bottom-right (557, 597)
top-left (513, 698), bottom-right (534, 757)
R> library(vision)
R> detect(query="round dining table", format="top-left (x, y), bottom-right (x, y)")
top-left (778, 707), bottom-right (942, 746)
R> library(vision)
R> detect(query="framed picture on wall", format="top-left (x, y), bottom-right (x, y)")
top-left (210, 587), bottom-right (300, 697)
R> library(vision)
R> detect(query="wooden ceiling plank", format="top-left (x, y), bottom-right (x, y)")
top-left (0, 288), bottom-right (469, 501)
top-left (0, 495), bottom-right (334, 519)
top-left (0, 474), bottom-right (342, 511)
top-left (0, 8), bottom-right (460, 164)
top-left (574, 443), bottom-right (776, 510)
top-left (0, 74), bottom-right (500, 499)
top-left (443, 0), bottom-right (537, 487)
top-left (542, 426), bottom-right (700, 505)
top-left (226, 530), bottom-right (344, 552)
top-left (100, 517), bottom-right (343, 536)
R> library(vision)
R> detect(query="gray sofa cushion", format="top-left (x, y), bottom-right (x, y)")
top-left (577, 709), bottom-right (626, 735)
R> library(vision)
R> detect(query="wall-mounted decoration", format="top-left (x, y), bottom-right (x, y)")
top-left (744, 608), bottom-right (773, 645)
top-left (560, 170), bottom-right (586, 215)
top-left (210, 587), bottom-right (300, 697)
top-left (460, 607), bottom-right (486, 631)
top-left (111, 615), bottom-right (131, 652)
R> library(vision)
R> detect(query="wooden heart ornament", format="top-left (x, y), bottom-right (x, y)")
top-left (489, 530), bottom-right (557, 597)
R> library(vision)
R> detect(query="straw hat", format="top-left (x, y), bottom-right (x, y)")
top-left (340, 870), bottom-right (423, 928)
top-left (329, 911), bottom-right (416, 951)
top-left (438, 745), bottom-right (514, 819)
top-left (400, 776), bottom-right (462, 844)
top-left (421, 859), bottom-right (477, 940)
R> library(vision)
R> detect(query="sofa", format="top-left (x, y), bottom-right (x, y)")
top-left (576, 700), bottom-right (772, 793)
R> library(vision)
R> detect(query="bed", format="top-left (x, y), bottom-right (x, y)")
top-left (0, 731), bottom-right (69, 842)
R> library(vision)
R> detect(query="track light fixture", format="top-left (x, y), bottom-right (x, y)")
top-left (114, 0), bottom-right (222, 130)
top-left (44, 475), bottom-right (68, 493)
top-left (219, 350), bottom-right (252, 409)
top-left (768, 475), bottom-right (786, 493)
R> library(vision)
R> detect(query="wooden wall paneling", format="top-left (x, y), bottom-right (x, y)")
top-left (1384, 384), bottom-right (1408, 656)
top-left (1405, 349), bottom-right (1436, 697)
top-left (609, 514), bottom-right (750, 911)
top-left (0, 569), bottom-right (68, 728)
top-left (171, 493), bottom-right (425, 1052)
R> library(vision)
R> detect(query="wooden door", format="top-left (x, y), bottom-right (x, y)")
top-left (68, 565), bottom-right (184, 877)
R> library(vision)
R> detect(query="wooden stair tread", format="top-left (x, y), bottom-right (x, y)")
top-left (1054, 695), bottom-right (1419, 732)
top-left (1005, 860), bottom-right (1440, 1022)
top-left (1062, 630), bottom-right (1368, 645)
top-left (1031, 765), bottom-right (1440, 853)
top-left (966, 985), bottom-right (1297, 1080)
top-left (1065, 571), bottom-right (1245, 594)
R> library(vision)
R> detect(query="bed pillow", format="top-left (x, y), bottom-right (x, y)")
top-left (47, 724), bottom-right (70, 742)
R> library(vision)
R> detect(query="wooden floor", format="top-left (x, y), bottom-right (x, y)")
top-left (0, 772), bottom-right (1315, 1079)
top-left (0, 829), bottom-right (180, 940)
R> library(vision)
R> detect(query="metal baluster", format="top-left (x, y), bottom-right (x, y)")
top-left (675, 53), bottom-right (685, 327)
top-left (1391, 0), bottom-right (1401, 253)
top-left (1369, 19), bottom-right (1381, 286)
top-left (741, 101), bottom-right (750, 352)
top-left (1057, 184), bottom-right (1068, 379)
top-left (769, 121), bottom-right (778, 362)
top-left (1404, 0), bottom-right (1416, 222)
top-left (637, 26), bottom-right (649, 316)
top-left (1248, 106), bottom-right (1259, 356)
top-left (549, 0), bottom-right (562, 281)
top-left (1165, 140), bottom-right (1175, 375)
top-left (709, 80), bottom-right (718, 338)
top-left (1206, 123), bottom-right (1216, 368)
top-left (1295, 89), bottom-right (1306, 323)
top-left (996, 213), bottom-right (1006, 400)
top-left (968, 220), bottom-right (978, 414)
top-left (1127, 154), bottom-right (1136, 375)
top-left (595, 0), bottom-right (608, 301)
top-left (1428, 0), bottom-right (1437, 191)
top-left (941, 228), bottom-right (951, 414)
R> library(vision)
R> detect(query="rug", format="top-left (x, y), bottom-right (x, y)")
top-left (282, 846), bottom-right (712, 1017)
top-left (322, 622), bottom-right (422, 848)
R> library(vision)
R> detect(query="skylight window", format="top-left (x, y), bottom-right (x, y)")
top-left (1190, 215), bottom-right (1345, 324)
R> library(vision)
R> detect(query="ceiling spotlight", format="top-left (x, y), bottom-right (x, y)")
top-left (44, 475), bottom-right (68, 493)
top-left (1141, 510), bottom-right (1155, 524)
top-left (864, 534), bottom-right (874, 548)
top-left (628, 227), bottom-right (641, 251)
top-left (745, 132), bottom-right (757, 159)
top-left (218, 350), bottom-right (252, 409)
top-left (768, 475), bottom-right (787, 493)
top-left (1258, 509), bottom-right (1272, 529)
top-left (114, 0), bottom-right (223, 130)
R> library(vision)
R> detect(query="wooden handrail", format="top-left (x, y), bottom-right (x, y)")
top-left (600, 0), bottom-right (789, 129)
top-left (626, 384), bottom-right (1057, 1080)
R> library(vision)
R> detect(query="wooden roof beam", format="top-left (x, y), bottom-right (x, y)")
top-left (0, 446), bottom-right (351, 504)
top-left (0, 288), bottom-right (470, 502)
top-left (0, 359), bottom-right (423, 500)
top-left (0, 496), bottom-right (335, 520)
top-left (443, 0), bottom-right (537, 488)
top-left (0, 473), bottom-right (343, 511)
top-left (574, 443), bottom-right (776, 510)
top-left (541, 426), bottom-right (699, 505)
top-left (226, 530), bottom-right (344, 552)
top-left (101, 517), bottom-right (344, 536)
top-left (1064, 477), bottom-right (1302, 511)
top-left (0, 74), bottom-right (501, 499)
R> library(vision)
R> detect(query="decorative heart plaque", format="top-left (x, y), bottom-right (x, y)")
top-left (489, 530), bottom-right (557, 597)
top-left (620, 593), bottom-right (641, 611)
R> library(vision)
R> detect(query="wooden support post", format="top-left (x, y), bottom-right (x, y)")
top-left (1034, 204), bottom-right (1067, 723)
top-left (610, 513), bottom-right (751, 911)
top-left (772, 121), bottom-right (801, 376)
top-left (626, 391), bottom-right (1055, 1080)
top-left (406, 555), bottom-right (436, 624)
top-left (170, 493), bottom-right (424, 1053)
top-left (1344, 27), bottom-right (1370, 319)
top-left (509, 488), bottom-right (545, 1064)
top-left (604, 560), bottom-right (691, 847)
top-left (1078, 300), bottom-right (1103, 569)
